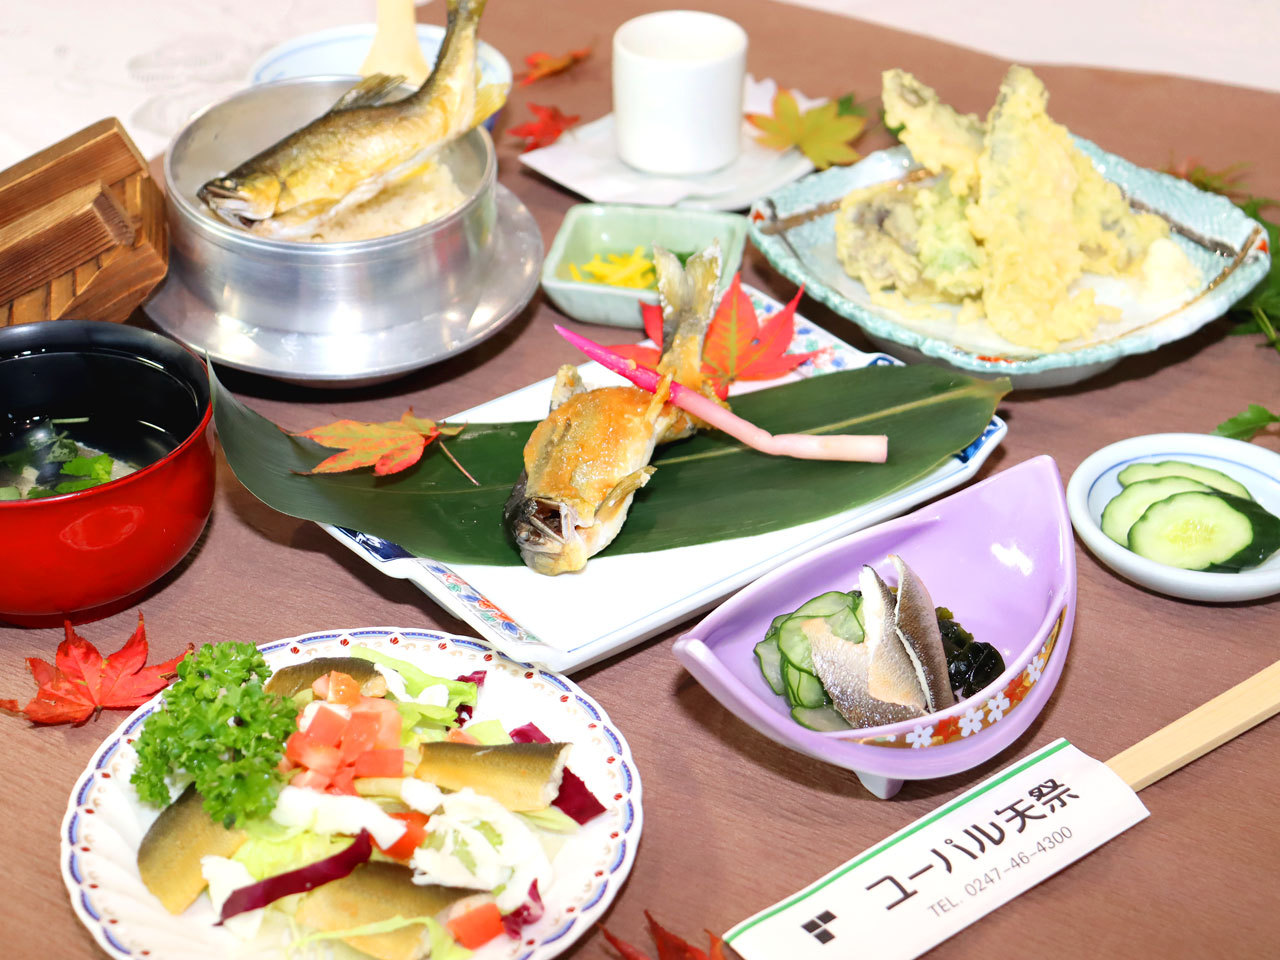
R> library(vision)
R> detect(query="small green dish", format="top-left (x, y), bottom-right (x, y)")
top-left (541, 203), bottom-right (748, 328)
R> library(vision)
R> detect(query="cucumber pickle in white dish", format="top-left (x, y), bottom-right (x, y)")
top-left (59, 627), bottom-right (642, 960)
top-left (1067, 434), bottom-right (1280, 602)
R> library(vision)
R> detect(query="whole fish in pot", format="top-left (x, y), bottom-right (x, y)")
top-left (198, 0), bottom-right (506, 239)
top-left (503, 244), bottom-right (725, 576)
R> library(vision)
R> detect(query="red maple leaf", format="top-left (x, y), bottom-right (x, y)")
top-left (518, 46), bottom-right (591, 86)
top-left (704, 275), bottom-right (815, 390)
top-left (600, 914), bottom-right (720, 960)
top-left (507, 103), bottom-right (580, 151)
top-left (0, 613), bottom-right (190, 725)
top-left (607, 274), bottom-right (815, 396)
top-left (294, 409), bottom-right (462, 476)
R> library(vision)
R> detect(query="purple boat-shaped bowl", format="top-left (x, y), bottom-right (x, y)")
top-left (673, 456), bottom-right (1076, 799)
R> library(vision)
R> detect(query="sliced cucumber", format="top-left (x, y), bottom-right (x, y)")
top-left (777, 617), bottom-right (819, 674)
top-left (791, 591), bottom-right (853, 617)
top-left (777, 592), bottom-right (862, 675)
top-left (791, 704), bottom-right (852, 731)
top-left (1118, 460), bottom-right (1252, 500)
top-left (1100, 477), bottom-right (1212, 545)
top-left (754, 636), bottom-right (786, 696)
top-left (782, 661), bottom-right (829, 709)
top-left (1127, 491), bottom-right (1280, 571)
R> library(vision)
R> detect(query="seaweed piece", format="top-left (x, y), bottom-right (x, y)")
top-left (937, 608), bottom-right (1004, 699)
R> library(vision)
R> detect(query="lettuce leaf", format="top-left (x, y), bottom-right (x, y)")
top-left (350, 647), bottom-right (477, 704)
top-left (287, 915), bottom-right (471, 960)
top-left (233, 823), bottom-right (354, 881)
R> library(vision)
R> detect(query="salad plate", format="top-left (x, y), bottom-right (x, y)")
top-left (1067, 433), bottom-right (1280, 602)
top-left (673, 456), bottom-right (1076, 799)
top-left (60, 627), bottom-right (642, 960)
top-left (749, 143), bottom-right (1270, 389)
top-left (321, 285), bottom-right (1007, 674)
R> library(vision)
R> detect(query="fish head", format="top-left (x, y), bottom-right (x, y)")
top-left (198, 172), bottom-right (282, 226)
top-left (503, 495), bottom-right (592, 576)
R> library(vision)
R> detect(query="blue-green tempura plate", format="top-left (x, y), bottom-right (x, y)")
top-left (749, 141), bottom-right (1270, 389)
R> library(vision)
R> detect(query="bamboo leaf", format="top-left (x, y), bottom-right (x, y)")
top-left (212, 365), bottom-right (1008, 567)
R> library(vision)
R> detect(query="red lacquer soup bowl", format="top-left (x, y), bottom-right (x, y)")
top-left (0, 321), bottom-right (215, 624)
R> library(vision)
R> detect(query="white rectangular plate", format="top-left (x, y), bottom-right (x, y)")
top-left (323, 286), bottom-right (1007, 673)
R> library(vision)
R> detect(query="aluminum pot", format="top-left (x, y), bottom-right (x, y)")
top-left (164, 76), bottom-right (497, 336)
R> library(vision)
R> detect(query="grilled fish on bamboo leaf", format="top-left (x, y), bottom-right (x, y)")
top-left (415, 741), bottom-right (571, 810)
top-left (198, 0), bottom-right (506, 239)
top-left (504, 244), bottom-right (723, 576)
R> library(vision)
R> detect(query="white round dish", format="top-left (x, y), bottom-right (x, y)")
top-left (1067, 433), bottom-right (1280, 601)
top-left (60, 627), bottom-right (642, 960)
top-left (249, 23), bottom-right (512, 93)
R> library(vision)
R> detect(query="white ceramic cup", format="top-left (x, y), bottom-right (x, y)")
top-left (612, 10), bottom-right (748, 176)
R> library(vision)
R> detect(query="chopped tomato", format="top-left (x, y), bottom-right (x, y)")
top-left (446, 726), bottom-right (480, 745)
top-left (290, 768), bottom-right (330, 791)
top-left (294, 739), bottom-right (342, 777)
top-left (304, 704), bottom-right (349, 747)
top-left (446, 902), bottom-right (504, 949)
top-left (340, 712), bottom-right (381, 764)
top-left (326, 670), bottom-right (362, 706)
top-left (352, 696), bottom-right (402, 749)
top-left (328, 766), bottom-right (357, 796)
top-left (376, 811), bottom-right (430, 861)
top-left (353, 749), bottom-right (404, 778)
top-left (285, 730), bottom-right (310, 766)
top-left (311, 673), bottom-right (330, 699)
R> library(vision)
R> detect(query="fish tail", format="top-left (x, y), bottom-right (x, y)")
top-left (474, 80), bottom-right (509, 125)
top-left (413, 0), bottom-right (486, 99)
top-left (655, 242), bottom-right (722, 382)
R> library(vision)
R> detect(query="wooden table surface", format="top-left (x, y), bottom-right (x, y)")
top-left (2, 1), bottom-right (1278, 957)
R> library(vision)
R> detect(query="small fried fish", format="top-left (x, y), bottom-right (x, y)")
top-left (136, 784), bottom-right (247, 914)
top-left (199, 0), bottom-right (506, 239)
top-left (263, 656), bottom-right (388, 699)
top-left (415, 741), bottom-right (571, 810)
top-left (295, 862), bottom-right (472, 960)
top-left (503, 244), bottom-right (723, 576)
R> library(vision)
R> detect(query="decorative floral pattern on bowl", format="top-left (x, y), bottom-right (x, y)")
top-left (748, 142), bottom-right (1270, 389)
top-left (673, 456), bottom-right (1076, 799)
top-left (60, 628), bottom-right (643, 960)
top-left (323, 285), bottom-right (1007, 675)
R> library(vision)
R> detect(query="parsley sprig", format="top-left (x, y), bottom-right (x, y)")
top-left (131, 642), bottom-right (298, 828)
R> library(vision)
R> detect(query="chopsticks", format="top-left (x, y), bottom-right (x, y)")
top-left (1107, 660), bottom-right (1280, 791)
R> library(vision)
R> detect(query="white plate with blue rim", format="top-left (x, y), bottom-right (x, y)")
top-left (60, 627), bottom-right (642, 960)
top-left (1067, 433), bottom-right (1280, 601)
top-left (750, 142), bottom-right (1270, 390)
top-left (319, 285), bottom-right (1007, 674)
